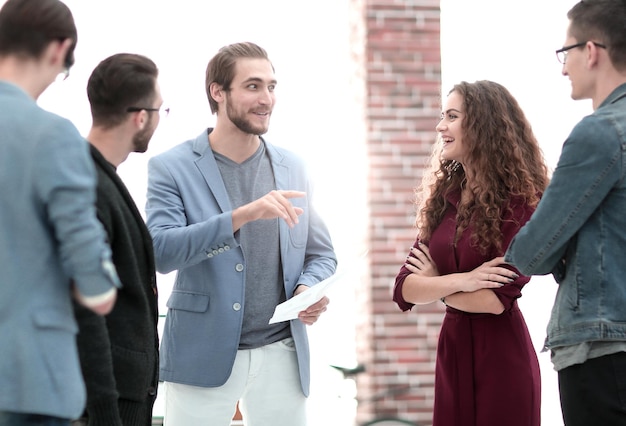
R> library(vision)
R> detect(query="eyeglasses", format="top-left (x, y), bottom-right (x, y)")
top-left (56, 38), bottom-right (74, 80)
top-left (56, 68), bottom-right (70, 83)
top-left (126, 106), bottom-right (170, 117)
top-left (61, 50), bottom-right (74, 80)
top-left (556, 41), bottom-right (606, 64)
top-left (55, 49), bottom-right (73, 81)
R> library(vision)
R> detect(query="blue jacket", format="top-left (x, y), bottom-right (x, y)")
top-left (0, 82), bottom-right (120, 418)
top-left (505, 83), bottom-right (626, 350)
top-left (146, 129), bottom-right (337, 396)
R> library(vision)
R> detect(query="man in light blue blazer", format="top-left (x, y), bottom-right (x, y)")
top-left (146, 42), bottom-right (337, 425)
top-left (0, 1), bottom-right (120, 426)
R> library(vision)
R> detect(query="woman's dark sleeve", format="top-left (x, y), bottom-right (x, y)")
top-left (491, 199), bottom-right (536, 311)
top-left (393, 236), bottom-right (421, 312)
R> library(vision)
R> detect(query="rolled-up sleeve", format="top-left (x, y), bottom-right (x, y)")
top-left (393, 238), bottom-right (419, 312)
top-left (492, 199), bottom-right (534, 311)
top-left (39, 120), bottom-right (120, 296)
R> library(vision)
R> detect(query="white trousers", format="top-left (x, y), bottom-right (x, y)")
top-left (164, 337), bottom-right (307, 426)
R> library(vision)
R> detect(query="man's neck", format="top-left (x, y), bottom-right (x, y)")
top-left (208, 124), bottom-right (261, 164)
top-left (591, 70), bottom-right (626, 110)
top-left (87, 126), bottom-right (131, 168)
top-left (0, 56), bottom-right (52, 99)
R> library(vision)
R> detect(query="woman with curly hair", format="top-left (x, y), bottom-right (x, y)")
top-left (393, 80), bottom-right (548, 426)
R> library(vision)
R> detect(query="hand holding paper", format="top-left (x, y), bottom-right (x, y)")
top-left (294, 285), bottom-right (329, 325)
top-left (269, 269), bottom-right (348, 324)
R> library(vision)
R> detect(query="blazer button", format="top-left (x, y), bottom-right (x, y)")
top-left (206, 253), bottom-right (214, 258)
top-left (233, 303), bottom-right (241, 311)
top-left (235, 263), bottom-right (244, 272)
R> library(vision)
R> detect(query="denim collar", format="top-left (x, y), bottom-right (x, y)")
top-left (598, 82), bottom-right (626, 109)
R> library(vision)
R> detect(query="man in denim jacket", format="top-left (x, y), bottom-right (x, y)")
top-left (505, 1), bottom-right (626, 425)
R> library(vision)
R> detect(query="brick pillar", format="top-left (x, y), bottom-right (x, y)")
top-left (351, 1), bottom-right (442, 424)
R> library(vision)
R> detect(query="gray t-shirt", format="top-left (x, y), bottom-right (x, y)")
top-left (551, 341), bottom-right (626, 371)
top-left (214, 142), bottom-right (291, 349)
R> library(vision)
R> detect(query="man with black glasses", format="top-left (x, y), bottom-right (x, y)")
top-left (71, 53), bottom-right (165, 426)
top-left (506, 1), bottom-right (626, 425)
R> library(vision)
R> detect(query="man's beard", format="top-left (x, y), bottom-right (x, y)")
top-left (226, 98), bottom-right (270, 136)
top-left (132, 121), bottom-right (154, 153)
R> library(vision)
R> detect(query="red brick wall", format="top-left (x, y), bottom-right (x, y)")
top-left (352, 1), bottom-right (442, 424)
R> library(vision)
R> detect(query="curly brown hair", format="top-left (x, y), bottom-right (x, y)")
top-left (416, 80), bottom-right (549, 254)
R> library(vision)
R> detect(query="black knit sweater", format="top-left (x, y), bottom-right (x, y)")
top-left (73, 145), bottom-right (159, 426)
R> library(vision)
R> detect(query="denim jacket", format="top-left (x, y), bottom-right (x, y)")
top-left (505, 83), bottom-right (626, 351)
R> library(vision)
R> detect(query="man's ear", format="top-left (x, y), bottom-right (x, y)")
top-left (586, 41), bottom-right (601, 69)
top-left (131, 109), bottom-right (147, 130)
top-left (47, 38), bottom-right (73, 69)
top-left (209, 82), bottom-right (225, 103)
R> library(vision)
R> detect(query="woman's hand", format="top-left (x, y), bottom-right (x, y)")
top-left (404, 243), bottom-right (439, 277)
top-left (458, 256), bottom-right (518, 293)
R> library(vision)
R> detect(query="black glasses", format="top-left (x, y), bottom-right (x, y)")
top-left (556, 41), bottom-right (606, 64)
top-left (126, 106), bottom-right (170, 117)
top-left (56, 38), bottom-right (74, 81)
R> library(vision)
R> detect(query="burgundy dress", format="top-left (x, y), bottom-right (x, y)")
top-left (394, 191), bottom-right (541, 426)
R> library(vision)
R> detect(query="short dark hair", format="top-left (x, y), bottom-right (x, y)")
top-left (205, 42), bottom-right (272, 114)
top-left (87, 53), bottom-right (159, 129)
top-left (0, 0), bottom-right (77, 68)
top-left (568, 0), bottom-right (626, 71)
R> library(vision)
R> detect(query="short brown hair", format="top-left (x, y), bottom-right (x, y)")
top-left (0, 0), bottom-right (77, 67)
top-left (568, 0), bottom-right (626, 71)
top-left (204, 42), bottom-right (272, 114)
top-left (87, 53), bottom-right (159, 129)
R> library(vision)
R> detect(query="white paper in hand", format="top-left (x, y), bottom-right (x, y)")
top-left (268, 269), bottom-right (348, 324)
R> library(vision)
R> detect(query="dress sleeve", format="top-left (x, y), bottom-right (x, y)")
top-left (393, 236), bottom-right (420, 312)
top-left (492, 199), bottom-right (535, 311)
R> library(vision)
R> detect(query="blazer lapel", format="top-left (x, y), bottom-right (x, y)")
top-left (265, 142), bottom-right (292, 269)
top-left (192, 130), bottom-right (232, 213)
top-left (265, 141), bottom-right (289, 190)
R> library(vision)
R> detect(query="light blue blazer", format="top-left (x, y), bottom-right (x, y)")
top-left (0, 82), bottom-right (120, 418)
top-left (146, 129), bottom-right (337, 396)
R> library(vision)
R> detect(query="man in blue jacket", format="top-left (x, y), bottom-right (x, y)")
top-left (0, 1), bottom-right (120, 425)
top-left (505, 1), bottom-right (626, 425)
top-left (146, 41), bottom-right (337, 425)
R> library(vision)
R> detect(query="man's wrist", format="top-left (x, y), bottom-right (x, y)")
top-left (294, 284), bottom-right (309, 296)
